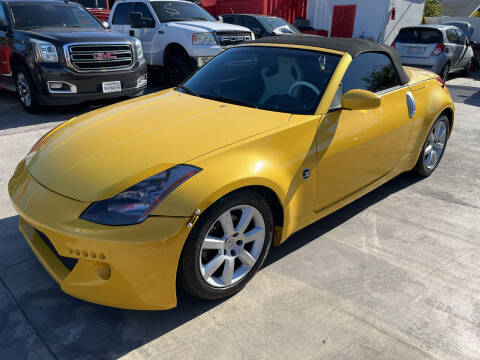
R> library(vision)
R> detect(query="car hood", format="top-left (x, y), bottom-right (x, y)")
top-left (18, 28), bottom-right (132, 44)
top-left (25, 90), bottom-right (289, 202)
top-left (168, 21), bottom-right (251, 33)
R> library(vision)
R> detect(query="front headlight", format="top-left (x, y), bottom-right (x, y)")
top-left (31, 39), bottom-right (58, 63)
top-left (192, 32), bottom-right (216, 45)
top-left (80, 165), bottom-right (201, 226)
top-left (134, 38), bottom-right (143, 59)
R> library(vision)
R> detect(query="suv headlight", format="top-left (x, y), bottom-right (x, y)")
top-left (80, 165), bottom-right (201, 226)
top-left (31, 39), bottom-right (58, 63)
top-left (192, 32), bottom-right (216, 45)
top-left (134, 38), bottom-right (143, 59)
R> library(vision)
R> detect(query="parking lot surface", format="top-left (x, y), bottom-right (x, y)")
top-left (1, 74), bottom-right (479, 360)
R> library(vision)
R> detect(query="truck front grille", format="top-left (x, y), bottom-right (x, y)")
top-left (215, 32), bottom-right (252, 47)
top-left (65, 43), bottom-right (134, 72)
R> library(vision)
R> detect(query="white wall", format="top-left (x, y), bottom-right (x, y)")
top-left (306, 0), bottom-right (425, 44)
top-left (426, 16), bottom-right (480, 42)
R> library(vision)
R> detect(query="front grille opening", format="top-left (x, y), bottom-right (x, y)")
top-left (35, 230), bottom-right (78, 271)
top-left (67, 43), bottom-right (134, 72)
top-left (215, 32), bottom-right (252, 47)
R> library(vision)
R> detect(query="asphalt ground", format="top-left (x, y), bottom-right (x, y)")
top-left (0, 73), bottom-right (479, 360)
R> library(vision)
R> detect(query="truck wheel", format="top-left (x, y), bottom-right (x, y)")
top-left (165, 54), bottom-right (194, 87)
top-left (14, 66), bottom-right (43, 113)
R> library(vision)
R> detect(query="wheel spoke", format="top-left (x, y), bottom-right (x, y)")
top-left (429, 150), bottom-right (437, 167)
top-left (221, 257), bottom-right (235, 286)
top-left (244, 227), bottom-right (265, 243)
top-left (203, 236), bottom-right (225, 250)
top-left (218, 211), bottom-right (234, 236)
top-left (235, 208), bottom-right (253, 234)
top-left (424, 144), bottom-right (433, 155)
top-left (203, 254), bottom-right (225, 279)
top-left (238, 249), bottom-right (256, 268)
top-left (435, 142), bottom-right (444, 152)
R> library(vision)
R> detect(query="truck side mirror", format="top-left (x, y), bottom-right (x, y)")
top-left (129, 12), bottom-right (144, 29)
top-left (102, 21), bottom-right (111, 30)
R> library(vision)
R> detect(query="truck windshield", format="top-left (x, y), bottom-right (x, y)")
top-left (10, 4), bottom-right (102, 30)
top-left (151, 1), bottom-right (216, 22)
top-left (179, 46), bottom-right (340, 115)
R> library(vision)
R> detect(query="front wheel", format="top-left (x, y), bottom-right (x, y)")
top-left (180, 191), bottom-right (274, 300)
top-left (165, 54), bottom-right (194, 87)
top-left (414, 115), bottom-right (450, 177)
top-left (14, 66), bottom-right (43, 113)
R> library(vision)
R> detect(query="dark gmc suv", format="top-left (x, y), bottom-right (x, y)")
top-left (0, 0), bottom-right (147, 112)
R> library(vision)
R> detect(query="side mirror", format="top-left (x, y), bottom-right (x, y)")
top-left (129, 12), bottom-right (144, 29)
top-left (217, 16), bottom-right (223, 22)
top-left (102, 21), bottom-right (111, 30)
top-left (341, 89), bottom-right (381, 110)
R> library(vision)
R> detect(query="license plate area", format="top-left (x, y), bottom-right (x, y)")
top-left (407, 46), bottom-right (425, 55)
top-left (102, 81), bottom-right (121, 93)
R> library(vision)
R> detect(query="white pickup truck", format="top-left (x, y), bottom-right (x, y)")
top-left (109, 0), bottom-right (254, 84)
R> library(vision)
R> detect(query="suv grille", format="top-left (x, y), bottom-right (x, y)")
top-left (65, 43), bottom-right (134, 72)
top-left (215, 32), bottom-right (252, 47)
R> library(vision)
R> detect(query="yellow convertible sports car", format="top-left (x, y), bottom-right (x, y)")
top-left (8, 36), bottom-right (454, 310)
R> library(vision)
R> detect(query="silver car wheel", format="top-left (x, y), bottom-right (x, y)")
top-left (424, 120), bottom-right (447, 169)
top-left (199, 205), bottom-right (265, 288)
top-left (16, 73), bottom-right (32, 107)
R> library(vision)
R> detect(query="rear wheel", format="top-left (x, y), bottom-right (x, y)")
top-left (180, 191), bottom-right (274, 300)
top-left (414, 115), bottom-right (449, 177)
top-left (14, 66), bottom-right (43, 113)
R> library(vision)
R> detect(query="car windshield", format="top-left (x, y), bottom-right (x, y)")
top-left (179, 46), bottom-right (340, 115)
top-left (260, 17), bottom-right (299, 35)
top-left (150, 1), bottom-right (216, 22)
top-left (10, 4), bottom-right (102, 30)
top-left (395, 28), bottom-right (443, 44)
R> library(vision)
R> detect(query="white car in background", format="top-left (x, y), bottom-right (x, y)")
top-left (109, 0), bottom-right (254, 85)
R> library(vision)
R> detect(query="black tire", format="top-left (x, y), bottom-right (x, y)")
top-left (414, 115), bottom-right (450, 177)
top-left (441, 63), bottom-right (450, 82)
top-left (13, 65), bottom-right (43, 113)
top-left (180, 190), bottom-right (274, 300)
top-left (165, 54), bottom-right (194, 87)
top-left (461, 59), bottom-right (471, 77)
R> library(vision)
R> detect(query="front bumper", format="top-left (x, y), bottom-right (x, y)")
top-left (8, 160), bottom-right (190, 310)
top-left (28, 59), bottom-right (147, 106)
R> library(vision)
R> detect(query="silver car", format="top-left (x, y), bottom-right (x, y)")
top-left (393, 25), bottom-right (475, 80)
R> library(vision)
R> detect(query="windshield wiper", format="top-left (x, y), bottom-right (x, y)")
top-left (190, 17), bottom-right (209, 21)
top-left (163, 18), bottom-right (189, 22)
top-left (20, 26), bottom-right (43, 30)
top-left (199, 94), bottom-right (258, 109)
top-left (177, 85), bottom-right (198, 96)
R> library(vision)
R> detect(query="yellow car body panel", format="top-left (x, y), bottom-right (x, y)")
top-left (8, 43), bottom-right (455, 309)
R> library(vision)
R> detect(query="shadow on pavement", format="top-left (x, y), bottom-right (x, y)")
top-left (0, 173), bottom-right (422, 359)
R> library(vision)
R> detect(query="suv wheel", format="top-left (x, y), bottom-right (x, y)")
top-left (14, 66), bottom-right (43, 113)
top-left (165, 54), bottom-right (194, 87)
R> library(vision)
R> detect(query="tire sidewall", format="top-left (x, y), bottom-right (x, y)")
top-left (180, 191), bottom-right (274, 300)
top-left (416, 115), bottom-right (450, 177)
top-left (166, 55), bottom-right (194, 87)
top-left (14, 66), bottom-right (41, 113)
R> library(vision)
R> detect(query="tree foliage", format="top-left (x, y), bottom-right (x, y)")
top-left (424, 0), bottom-right (442, 17)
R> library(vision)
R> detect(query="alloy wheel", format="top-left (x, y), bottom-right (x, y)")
top-left (16, 73), bottom-right (32, 108)
top-left (424, 120), bottom-right (447, 169)
top-left (199, 205), bottom-right (266, 288)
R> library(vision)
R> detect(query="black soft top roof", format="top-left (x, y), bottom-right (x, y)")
top-left (251, 35), bottom-right (409, 84)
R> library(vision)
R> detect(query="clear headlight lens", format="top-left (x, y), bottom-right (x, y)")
top-left (80, 165), bottom-right (201, 226)
top-left (31, 39), bottom-right (58, 63)
top-left (134, 38), bottom-right (143, 59)
top-left (192, 32), bottom-right (216, 45)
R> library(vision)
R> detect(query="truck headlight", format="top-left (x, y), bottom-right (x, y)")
top-left (192, 32), bottom-right (216, 45)
top-left (31, 39), bottom-right (58, 63)
top-left (80, 165), bottom-right (201, 226)
top-left (134, 38), bottom-right (143, 59)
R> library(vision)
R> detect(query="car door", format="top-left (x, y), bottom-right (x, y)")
top-left (315, 52), bottom-right (413, 211)
top-left (0, 2), bottom-right (11, 77)
top-left (454, 29), bottom-right (470, 68)
top-left (128, 2), bottom-right (157, 63)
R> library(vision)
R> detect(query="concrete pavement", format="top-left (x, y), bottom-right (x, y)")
top-left (0, 74), bottom-right (479, 360)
